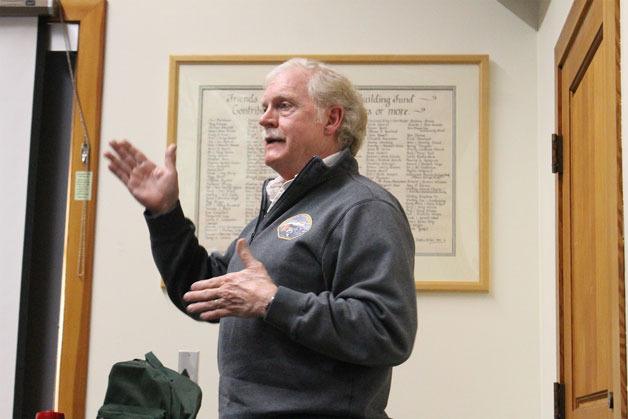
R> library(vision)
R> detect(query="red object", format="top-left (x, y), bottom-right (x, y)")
top-left (35, 411), bottom-right (65, 419)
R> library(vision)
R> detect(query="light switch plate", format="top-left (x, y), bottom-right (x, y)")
top-left (178, 350), bottom-right (199, 383)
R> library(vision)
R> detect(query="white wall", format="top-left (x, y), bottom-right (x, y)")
top-left (535, 1), bottom-right (572, 418)
top-left (88, 1), bottom-right (542, 417)
top-left (0, 18), bottom-right (38, 419)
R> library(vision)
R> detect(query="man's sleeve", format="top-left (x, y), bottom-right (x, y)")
top-left (145, 201), bottom-right (235, 316)
top-left (264, 199), bottom-right (418, 367)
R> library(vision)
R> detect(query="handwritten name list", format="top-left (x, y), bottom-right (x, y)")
top-left (197, 86), bottom-right (455, 255)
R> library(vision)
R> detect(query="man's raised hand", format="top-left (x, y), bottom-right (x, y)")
top-left (105, 140), bottom-right (179, 215)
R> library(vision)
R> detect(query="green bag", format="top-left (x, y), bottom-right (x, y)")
top-left (97, 352), bottom-right (202, 419)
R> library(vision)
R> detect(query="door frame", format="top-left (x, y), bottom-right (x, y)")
top-left (554, 0), bottom-right (626, 417)
top-left (53, 1), bottom-right (106, 418)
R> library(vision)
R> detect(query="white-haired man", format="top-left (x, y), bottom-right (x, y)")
top-left (106, 58), bottom-right (417, 418)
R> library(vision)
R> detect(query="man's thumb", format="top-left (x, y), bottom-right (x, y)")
top-left (236, 238), bottom-right (257, 267)
top-left (165, 143), bottom-right (177, 169)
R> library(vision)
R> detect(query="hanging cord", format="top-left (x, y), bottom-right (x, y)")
top-left (57, 0), bottom-right (91, 278)
top-left (58, 1), bottom-right (91, 164)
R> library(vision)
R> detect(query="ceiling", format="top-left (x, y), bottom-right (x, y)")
top-left (497, 0), bottom-right (552, 30)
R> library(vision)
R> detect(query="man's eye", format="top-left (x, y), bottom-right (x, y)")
top-left (278, 102), bottom-right (292, 110)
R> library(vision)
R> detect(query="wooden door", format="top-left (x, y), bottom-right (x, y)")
top-left (555, 0), bottom-right (625, 418)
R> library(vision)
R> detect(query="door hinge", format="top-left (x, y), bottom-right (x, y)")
top-left (608, 391), bottom-right (614, 410)
top-left (552, 134), bottom-right (563, 174)
top-left (554, 382), bottom-right (565, 419)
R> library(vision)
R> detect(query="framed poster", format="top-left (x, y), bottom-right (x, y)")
top-left (168, 55), bottom-right (489, 292)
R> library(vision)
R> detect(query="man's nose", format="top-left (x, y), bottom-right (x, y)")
top-left (259, 107), bottom-right (277, 128)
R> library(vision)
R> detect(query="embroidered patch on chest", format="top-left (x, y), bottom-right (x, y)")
top-left (277, 213), bottom-right (313, 240)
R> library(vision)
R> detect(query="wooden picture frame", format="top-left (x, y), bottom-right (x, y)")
top-left (168, 55), bottom-right (489, 292)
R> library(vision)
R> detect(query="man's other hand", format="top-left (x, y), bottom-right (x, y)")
top-left (105, 139), bottom-right (179, 215)
top-left (183, 239), bottom-right (278, 321)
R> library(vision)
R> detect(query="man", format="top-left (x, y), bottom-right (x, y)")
top-left (106, 58), bottom-right (417, 418)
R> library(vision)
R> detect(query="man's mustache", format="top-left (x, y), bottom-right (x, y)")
top-left (264, 128), bottom-right (285, 140)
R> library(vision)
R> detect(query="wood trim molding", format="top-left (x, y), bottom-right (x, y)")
top-left (555, 0), bottom-right (592, 66)
top-left (54, 1), bottom-right (106, 418)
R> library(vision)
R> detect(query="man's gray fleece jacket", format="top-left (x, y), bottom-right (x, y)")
top-left (146, 149), bottom-right (418, 418)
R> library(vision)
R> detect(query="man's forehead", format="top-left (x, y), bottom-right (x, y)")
top-left (262, 68), bottom-right (310, 101)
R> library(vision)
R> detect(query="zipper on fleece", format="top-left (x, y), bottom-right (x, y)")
top-left (249, 156), bottom-right (321, 243)
top-left (249, 179), bottom-right (270, 244)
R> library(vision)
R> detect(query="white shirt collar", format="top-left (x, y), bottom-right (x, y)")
top-left (265, 151), bottom-right (343, 211)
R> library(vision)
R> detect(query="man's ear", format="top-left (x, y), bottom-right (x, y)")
top-left (323, 106), bottom-right (344, 136)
